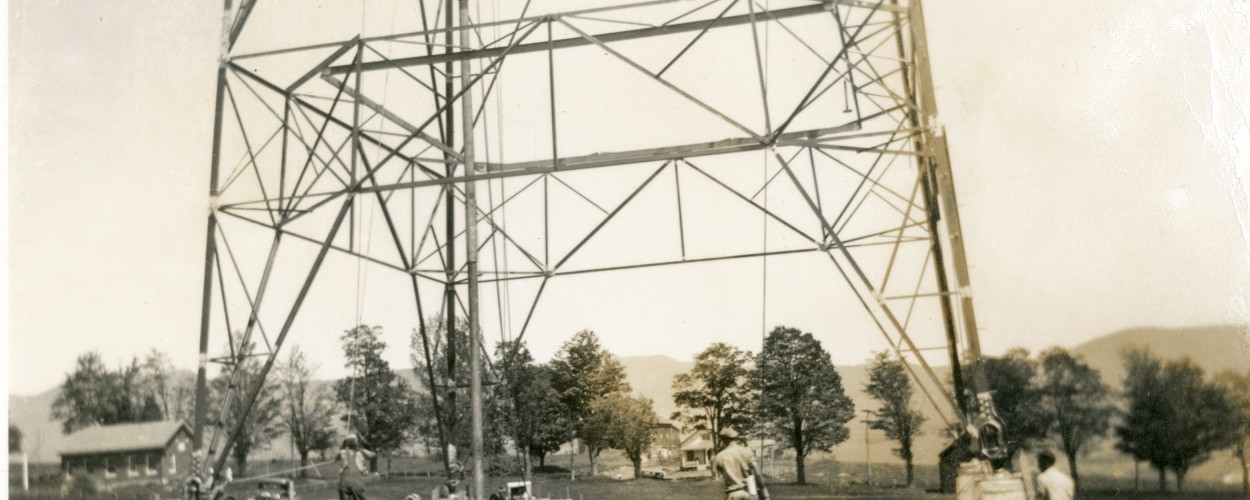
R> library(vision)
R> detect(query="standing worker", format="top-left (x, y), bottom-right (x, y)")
top-left (712, 428), bottom-right (770, 500)
top-left (1035, 451), bottom-right (1074, 500)
top-left (337, 435), bottom-right (376, 500)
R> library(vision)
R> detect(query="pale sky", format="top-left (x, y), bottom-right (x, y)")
top-left (6, 0), bottom-right (1249, 397)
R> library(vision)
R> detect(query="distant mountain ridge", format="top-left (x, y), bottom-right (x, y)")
top-left (11, 325), bottom-right (1248, 467)
top-left (1069, 324), bottom-right (1249, 387)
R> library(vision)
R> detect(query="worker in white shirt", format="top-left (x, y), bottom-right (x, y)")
top-left (1035, 451), bottom-right (1074, 500)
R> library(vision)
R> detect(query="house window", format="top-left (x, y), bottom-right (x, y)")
top-left (178, 440), bottom-right (186, 452)
top-left (169, 454), bottom-right (177, 474)
top-left (105, 457), bottom-right (117, 479)
top-left (128, 455), bottom-right (139, 477)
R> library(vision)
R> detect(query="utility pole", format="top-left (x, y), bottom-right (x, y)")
top-left (863, 410), bottom-right (872, 488)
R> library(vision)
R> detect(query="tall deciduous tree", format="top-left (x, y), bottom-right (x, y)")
top-left (1116, 349), bottom-right (1238, 491)
top-left (1116, 348), bottom-right (1170, 491)
top-left (864, 352), bottom-right (925, 486)
top-left (138, 349), bottom-right (197, 423)
top-left (338, 324), bottom-right (419, 471)
top-left (749, 326), bottom-right (854, 484)
top-left (52, 352), bottom-right (114, 433)
top-left (1035, 347), bottom-right (1114, 491)
top-left (973, 349), bottom-right (1048, 460)
top-left (210, 341), bottom-right (284, 477)
top-left (495, 341), bottom-right (571, 476)
top-left (277, 346), bottom-right (338, 475)
top-left (598, 393), bottom-right (658, 479)
top-left (1212, 369), bottom-right (1250, 497)
top-left (140, 349), bottom-right (175, 420)
top-left (672, 343), bottom-right (754, 453)
top-left (411, 316), bottom-right (503, 466)
top-left (550, 330), bottom-right (631, 476)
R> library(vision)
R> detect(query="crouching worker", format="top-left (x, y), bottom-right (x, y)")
top-left (431, 463), bottom-right (465, 499)
top-left (337, 435), bottom-right (376, 500)
top-left (712, 428), bottom-right (770, 500)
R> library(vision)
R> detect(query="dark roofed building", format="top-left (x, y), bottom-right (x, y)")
top-left (648, 420), bottom-right (682, 459)
top-left (59, 421), bottom-right (194, 486)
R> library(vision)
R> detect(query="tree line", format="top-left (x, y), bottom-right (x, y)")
top-left (964, 347), bottom-right (1249, 494)
top-left (47, 326), bottom-right (1250, 495)
top-left (671, 326), bottom-right (858, 485)
top-left (51, 349), bottom-right (196, 433)
top-left (410, 319), bottom-right (657, 480)
top-left (667, 337), bottom-right (1250, 494)
top-left (49, 341), bottom-right (344, 477)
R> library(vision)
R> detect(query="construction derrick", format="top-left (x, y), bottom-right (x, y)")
top-left (192, 0), bottom-right (997, 493)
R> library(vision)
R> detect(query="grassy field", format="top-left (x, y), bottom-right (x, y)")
top-left (10, 472), bottom-right (1246, 499)
top-left (230, 475), bottom-right (1250, 500)
top-left (11, 452), bottom-right (1246, 499)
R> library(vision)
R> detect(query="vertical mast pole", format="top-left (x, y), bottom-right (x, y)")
top-left (890, 0), bottom-right (969, 418)
top-left (907, 0), bottom-right (986, 390)
top-left (460, 0), bottom-right (486, 496)
top-left (193, 0), bottom-right (234, 462)
top-left (443, 0), bottom-right (459, 471)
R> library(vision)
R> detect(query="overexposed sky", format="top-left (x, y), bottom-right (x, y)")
top-left (7, 0), bottom-right (1249, 396)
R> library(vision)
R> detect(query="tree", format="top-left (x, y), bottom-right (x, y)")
top-left (1116, 348), bottom-right (1169, 491)
top-left (494, 341), bottom-right (571, 476)
top-left (139, 393), bottom-right (164, 421)
top-left (971, 349), bottom-right (1048, 461)
top-left (1035, 347), bottom-right (1114, 491)
top-left (338, 324), bottom-right (419, 471)
top-left (52, 352), bottom-right (163, 433)
top-left (168, 371), bottom-right (198, 423)
top-left (210, 340), bottom-right (285, 477)
top-left (1212, 369), bottom-right (1250, 497)
top-left (549, 330), bottom-right (631, 476)
top-left (1116, 349), bottom-right (1238, 491)
top-left (749, 326), bottom-right (855, 484)
top-left (411, 316), bottom-right (503, 468)
top-left (579, 395), bottom-right (616, 477)
top-left (137, 349), bottom-right (197, 422)
top-left (139, 350), bottom-right (174, 420)
top-left (864, 352), bottom-right (926, 486)
top-left (52, 352), bottom-right (114, 433)
top-left (598, 393), bottom-right (658, 479)
top-left (9, 425), bottom-right (21, 453)
top-left (277, 346), bottom-right (338, 476)
top-left (672, 343), bottom-right (754, 453)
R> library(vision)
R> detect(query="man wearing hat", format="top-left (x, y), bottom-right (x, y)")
top-left (712, 428), bottom-right (769, 500)
top-left (337, 435), bottom-right (375, 500)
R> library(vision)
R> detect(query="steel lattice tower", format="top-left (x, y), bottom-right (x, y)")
top-left (192, 0), bottom-right (990, 489)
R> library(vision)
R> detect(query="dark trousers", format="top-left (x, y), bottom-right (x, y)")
top-left (339, 485), bottom-right (367, 500)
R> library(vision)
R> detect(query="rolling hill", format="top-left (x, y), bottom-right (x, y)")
top-left (1070, 324), bottom-right (1250, 388)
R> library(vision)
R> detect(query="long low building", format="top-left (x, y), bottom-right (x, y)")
top-left (59, 421), bottom-right (194, 486)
